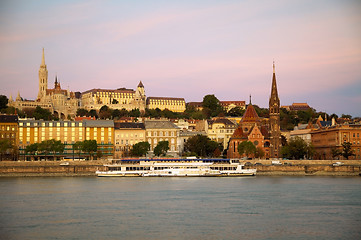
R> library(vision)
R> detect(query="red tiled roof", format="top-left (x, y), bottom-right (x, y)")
top-left (241, 104), bottom-right (260, 123)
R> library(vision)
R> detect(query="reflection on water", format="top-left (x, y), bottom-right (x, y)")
top-left (1, 177), bottom-right (361, 240)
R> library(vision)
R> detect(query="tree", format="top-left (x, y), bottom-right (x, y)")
top-left (89, 109), bottom-right (98, 118)
top-left (280, 137), bottom-right (308, 159)
top-left (112, 109), bottom-right (122, 119)
top-left (227, 107), bottom-right (245, 117)
top-left (25, 143), bottom-right (39, 159)
top-left (341, 114), bottom-right (352, 119)
top-left (184, 135), bottom-right (220, 157)
top-left (131, 142), bottom-right (150, 157)
top-left (154, 141), bottom-right (169, 157)
top-left (0, 95), bottom-right (8, 111)
top-left (76, 108), bottom-right (89, 117)
top-left (0, 139), bottom-right (12, 161)
top-left (82, 140), bottom-right (98, 160)
top-left (202, 94), bottom-right (223, 118)
top-left (129, 108), bottom-right (141, 117)
top-left (341, 142), bottom-right (355, 160)
top-left (112, 99), bottom-right (119, 104)
top-left (33, 106), bottom-right (53, 120)
top-left (73, 141), bottom-right (83, 160)
top-left (331, 147), bottom-right (342, 160)
top-left (99, 105), bottom-right (112, 119)
top-left (255, 146), bottom-right (265, 159)
top-left (238, 141), bottom-right (256, 159)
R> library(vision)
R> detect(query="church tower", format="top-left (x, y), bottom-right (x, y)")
top-left (269, 62), bottom-right (281, 159)
top-left (37, 48), bottom-right (48, 101)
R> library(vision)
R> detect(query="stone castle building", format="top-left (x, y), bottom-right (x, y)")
top-left (8, 49), bottom-right (187, 117)
top-left (227, 63), bottom-right (282, 159)
top-left (8, 49), bottom-right (81, 119)
top-left (81, 81), bottom-right (146, 112)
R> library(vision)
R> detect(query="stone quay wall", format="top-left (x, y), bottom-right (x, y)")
top-left (0, 159), bottom-right (360, 177)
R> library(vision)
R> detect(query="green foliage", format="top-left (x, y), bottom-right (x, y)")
top-left (25, 143), bottom-right (39, 154)
top-left (0, 139), bottom-right (13, 160)
top-left (0, 95), bottom-right (8, 110)
top-left (82, 140), bottom-right (98, 159)
top-left (202, 94), bottom-right (223, 118)
top-left (280, 137), bottom-right (313, 159)
top-left (331, 147), bottom-right (342, 159)
top-left (131, 141), bottom-right (150, 157)
top-left (255, 146), bottom-right (265, 159)
top-left (341, 114), bottom-right (352, 119)
top-left (33, 106), bottom-right (53, 120)
top-left (154, 141), bottom-right (169, 156)
top-left (226, 107), bottom-right (245, 117)
top-left (89, 109), bottom-right (98, 118)
top-left (99, 105), bottom-right (112, 119)
top-left (341, 142), bottom-right (355, 160)
top-left (253, 105), bottom-right (269, 118)
top-left (184, 135), bottom-right (222, 157)
top-left (129, 108), bottom-right (141, 117)
top-left (237, 141), bottom-right (256, 158)
top-left (76, 108), bottom-right (89, 117)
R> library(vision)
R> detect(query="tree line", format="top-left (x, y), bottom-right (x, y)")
top-left (24, 140), bottom-right (98, 160)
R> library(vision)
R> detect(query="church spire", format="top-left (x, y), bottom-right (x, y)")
top-left (270, 61), bottom-right (279, 105)
top-left (41, 48), bottom-right (46, 67)
top-left (269, 61), bottom-right (281, 159)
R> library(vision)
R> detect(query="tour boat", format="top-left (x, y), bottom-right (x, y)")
top-left (96, 158), bottom-right (256, 177)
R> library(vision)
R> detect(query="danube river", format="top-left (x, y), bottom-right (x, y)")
top-left (1, 176), bottom-right (360, 240)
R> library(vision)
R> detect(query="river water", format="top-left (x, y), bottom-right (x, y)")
top-left (0, 176), bottom-right (360, 240)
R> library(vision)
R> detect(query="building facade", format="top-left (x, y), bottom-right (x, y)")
top-left (144, 120), bottom-right (180, 156)
top-left (146, 97), bottom-right (186, 112)
top-left (311, 124), bottom-right (361, 160)
top-left (227, 101), bottom-right (271, 159)
top-left (0, 115), bottom-right (19, 160)
top-left (81, 82), bottom-right (146, 112)
top-left (114, 122), bottom-right (146, 158)
top-left (17, 119), bottom-right (114, 159)
top-left (204, 118), bottom-right (237, 150)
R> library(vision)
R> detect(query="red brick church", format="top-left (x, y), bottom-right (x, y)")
top-left (227, 63), bottom-right (282, 159)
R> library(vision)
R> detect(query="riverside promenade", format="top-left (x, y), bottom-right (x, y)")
top-left (0, 159), bottom-right (361, 177)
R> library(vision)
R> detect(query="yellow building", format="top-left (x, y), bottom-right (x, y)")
top-left (203, 118), bottom-right (237, 150)
top-left (0, 114), bottom-right (19, 160)
top-left (81, 82), bottom-right (146, 112)
top-left (114, 122), bottom-right (146, 158)
top-left (83, 120), bottom-right (114, 158)
top-left (146, 97), bottom-right (186, 112)
top-left (145, 120), bottom-right (180, 156)
top-left (18, 119), bottom-right (114, 159)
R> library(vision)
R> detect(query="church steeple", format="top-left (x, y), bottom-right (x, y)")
top-left (37, 48), bottom-right (48, 101)
top-left (270, 61), bottom-right (279, 106)
top-left (269, 61), bottom-right (281, 159)
top-left (41, 48), bottom-right (46, 67)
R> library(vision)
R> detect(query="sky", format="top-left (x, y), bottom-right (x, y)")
top-left (0, 0), bottom-right (360, 117)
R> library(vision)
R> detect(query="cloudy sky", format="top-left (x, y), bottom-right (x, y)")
top-left (0, 0), bottom-right (360, 117)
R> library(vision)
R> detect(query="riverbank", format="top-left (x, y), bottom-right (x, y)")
top-left (0, 160), bottom-right (360, 177)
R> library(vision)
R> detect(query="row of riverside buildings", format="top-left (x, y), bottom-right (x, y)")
top-left (2, 60), bottom-right (284, 160)
top-left (2, 50), bottom-right (360, 160)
